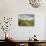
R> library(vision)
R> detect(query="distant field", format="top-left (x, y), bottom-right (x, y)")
top-left (18, 19), bottom-right (34, 26)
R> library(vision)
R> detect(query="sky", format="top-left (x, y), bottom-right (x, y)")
top-left (18, 14), bottom-right (34, 20)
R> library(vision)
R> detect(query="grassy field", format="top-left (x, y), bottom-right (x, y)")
top-left (18, 19), bottom-right (34, 26)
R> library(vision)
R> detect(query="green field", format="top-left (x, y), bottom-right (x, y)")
top-left (18, 19), bottom-right (34, 26)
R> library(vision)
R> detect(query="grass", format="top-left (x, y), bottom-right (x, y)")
top-left (18, 19), bottom-right (34, 26)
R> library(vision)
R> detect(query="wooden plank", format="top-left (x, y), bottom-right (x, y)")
top-left (24, 43), bottom-right (28, 46)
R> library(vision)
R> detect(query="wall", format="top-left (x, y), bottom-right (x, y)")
top-left (0, 0), bottom-right (46, 40)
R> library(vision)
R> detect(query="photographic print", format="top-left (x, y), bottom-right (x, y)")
top-left (18, 14), bottom-right (35, 26)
